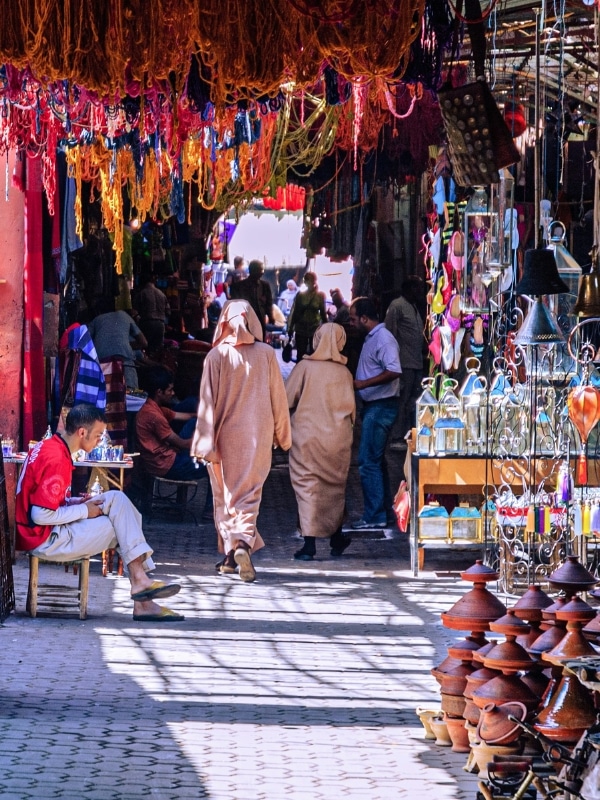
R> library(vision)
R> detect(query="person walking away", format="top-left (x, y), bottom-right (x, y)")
top-left (191, 300), bottom-right (291, 582)
top-left (230, 259), bottom-right (274, 338)
top-left (286, 323), bottom-right (356, 560)
top-left (348, 297), bottom-right (402, 529)
top-left (287, 272), bottom-right (327, 360)
top-left (384, 276), bottom-right (426, 447)
top-left (136, 272), bottom-right (170, 352)
top-left (15, 404), bottom-right (184, 621)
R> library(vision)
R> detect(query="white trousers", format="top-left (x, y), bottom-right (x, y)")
top-left (29, 491), bottom-right (155, 572)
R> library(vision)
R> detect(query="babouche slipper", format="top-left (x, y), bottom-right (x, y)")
top-left (133, 606), bottom-right (185, 622)
top-left (234, 547), bottom-right (256, 583)
top-left (131, 580), bottom-right (181, 602)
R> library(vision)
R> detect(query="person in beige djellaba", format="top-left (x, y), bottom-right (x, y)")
top-left (191, 299), bottom-right (292, 582)
top-left (285, 323), bottom-right (356, 560)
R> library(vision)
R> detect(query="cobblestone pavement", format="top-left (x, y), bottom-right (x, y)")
top-left (0, 442), bottom-right (484, 800)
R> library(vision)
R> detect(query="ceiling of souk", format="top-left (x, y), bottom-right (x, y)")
top-left (0, 1), bottom-right (596, 239)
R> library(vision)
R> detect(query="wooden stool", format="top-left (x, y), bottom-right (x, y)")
top-left (26, 555), bottom-right (90, 619)
top-left (151, 477), bottom-right (200, 524)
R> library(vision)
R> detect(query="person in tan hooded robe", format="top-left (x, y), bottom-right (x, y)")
top-left (191, 300), bottom-right (291, 582)
top-left (285, 323), bottom-right (356, 560)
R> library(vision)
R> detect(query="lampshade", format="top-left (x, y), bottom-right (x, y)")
top-left (514, 297), bottom-right (564, 345)
top-left (515, 248), bottom-right (570, 295)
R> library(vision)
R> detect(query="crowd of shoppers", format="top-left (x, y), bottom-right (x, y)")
top-left (18, 262), bottom-right (425, 599)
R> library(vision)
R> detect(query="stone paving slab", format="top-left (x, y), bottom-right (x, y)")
top-left (0, 444), bottom-right (486, 800)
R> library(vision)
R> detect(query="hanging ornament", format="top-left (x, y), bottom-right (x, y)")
top-left (567, 384), bottom-right (600, 483)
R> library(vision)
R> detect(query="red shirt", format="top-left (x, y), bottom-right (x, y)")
top-left (15, 435), bottom-right (74, 551)
top-left (135, 398), bottom-right (177, 476)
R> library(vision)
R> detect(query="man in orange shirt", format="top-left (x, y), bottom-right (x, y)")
top-left (136, 366), bottom-right (212, 515)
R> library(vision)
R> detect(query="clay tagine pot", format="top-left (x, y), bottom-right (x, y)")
top-left (441, 560), bottom-right (506, 633)
top-left (533, 671), bottom-right (597, 745)
top-left (548, 555), bottom-right (598, 593)
top-left (447, 634), bottom-right (488, 661)
top-left (476, 701), bottom-right (528, 746)
top-left (583, 611), bottom-right (600, 641)
top-left (434, 660), bottom-right (475, 697)
top-left (543, 595), bottom-right (598, 663)
top-left (440, 692), bottom-right (467, 718)
top-left (473, 630), bottom-right (540, 712)
top-left (513, 586), bottom-right (553, 651)
top-left (512, 585), bottom-right (553, 623)
top-left (528, 597), bottom-right (568, 657)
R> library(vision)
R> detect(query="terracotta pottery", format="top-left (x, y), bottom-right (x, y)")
top-left (489, 609), bottom-right (531, 638)
top-left (516, 621), bottom-right (544, 652)
top-left (512, 585), bottom-right (553, 623)
top-left (543, 595), bottom-right (598, 663)
top-left (445, 715), bottom-right (471, 753)
top-left (460, 559), bottom-right (500, 583)
top-left (434, 660), bottom-right (475, 696)
top-left (482, 639), bottom-right (534, 672)
top-left (548, 555), bottom-right (598, 593)
top-left (465, 666), bottom-right (502, 697)
top-left (415, 707), bottom-right (441, 740)
top-left (472, 639), bottom-right (499, 664)
top-left (534, 672), bottom-right (597, 745)
top-left (429, 714), bottom-right (452, 746)
top-left (463, 723), bottom-right (480, 772)
top-left (463, 698), bottom-right (482, 726)
top-left (440, 692), bottom-right (467, 718)
top-left (520, 669), bottom-right (551, 699)
top-left (476, 701), bottom-right (528, 745)
top-left (528, 598), bottom-right (568, 656)
top-left (470, 741), bottom-right (522, 779)
top-left (442, 561), bottom-right (506, 632)
top-left (447, 634), bottom-right (488, 661)
top-left (583, 612), bottom-right (600, 641)
top-left (471, 672), bottom-right (540, 712)
top-left (431, 655), bottom-right (463, 685)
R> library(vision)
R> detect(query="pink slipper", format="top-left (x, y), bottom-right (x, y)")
top-left (428, 326), bottom-right (442, 365)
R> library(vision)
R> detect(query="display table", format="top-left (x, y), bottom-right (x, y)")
top-left (408, 450), bottom-right (600, 576)
top-left (6, 454), bottom-right (134, 492)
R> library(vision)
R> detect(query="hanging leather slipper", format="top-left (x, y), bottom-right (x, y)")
top-left (133, 606), bottom-right (185, 622)
top-left (131, 580), bottom-right (181, 601)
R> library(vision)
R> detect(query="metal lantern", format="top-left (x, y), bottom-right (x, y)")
top-left (459, 358), bottom-right (488, 455)
top-left (416, 379), bottom-right (438, 431)
top-left (434, 382), bottom-right (465, 456)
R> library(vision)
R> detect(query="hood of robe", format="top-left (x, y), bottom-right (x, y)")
top-left (304, 323), bottom-right (347, 364)
top-left (212, 300), bottom-right (264, 346)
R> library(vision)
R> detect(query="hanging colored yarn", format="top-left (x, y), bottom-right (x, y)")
top-left (0, 1), bottom-right (425, 103)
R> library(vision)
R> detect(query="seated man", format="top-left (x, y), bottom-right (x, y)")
top-left (136, 366), bottom-right (213, 517)
top-left (15, 404), bottom-right (184, 622)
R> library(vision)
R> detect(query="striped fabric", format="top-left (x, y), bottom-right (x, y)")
top-left (65, 325), bottom-right (107, 409)
top-left (99, 358), bottom-right (127, 447)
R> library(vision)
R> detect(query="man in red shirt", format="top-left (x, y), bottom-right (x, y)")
top-left (16, 404), bottom-right (184, 622)
top-left (135, 366), bottom-right (212, 516)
